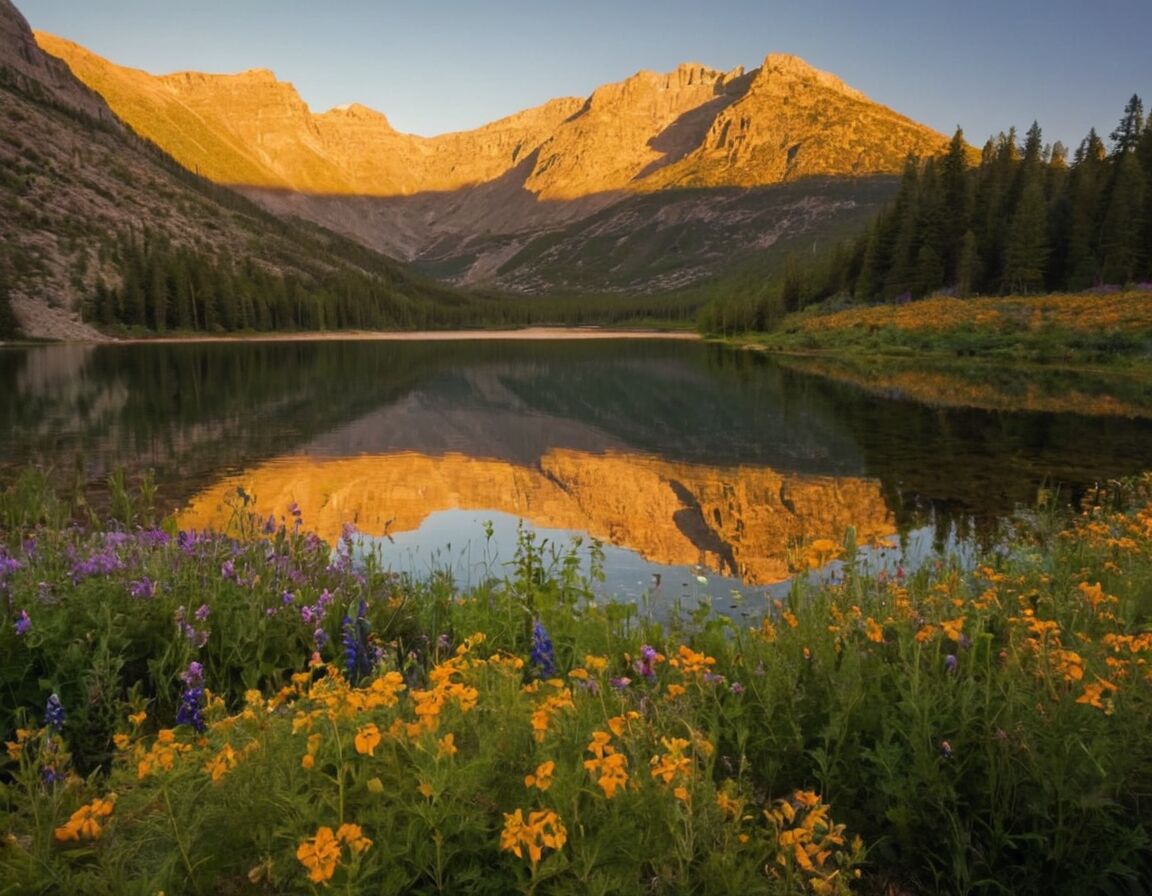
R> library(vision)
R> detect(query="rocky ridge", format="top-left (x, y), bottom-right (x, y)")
top-left (34, 32), bottom-right (951, 293)
top-left (0, 0), bottom-right (455, 339)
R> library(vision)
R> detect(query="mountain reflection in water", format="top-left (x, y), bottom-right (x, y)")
top-left (178, 450), bottom-right (895, 586)
top-left (4, 338), bottom-right (1152, 593)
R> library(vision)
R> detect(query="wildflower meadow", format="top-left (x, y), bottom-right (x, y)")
top-left (2, 469), bottom-right (1152, 894)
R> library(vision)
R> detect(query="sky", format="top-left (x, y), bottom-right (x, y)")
top-left (21, 0), bottom-right (1152, 151)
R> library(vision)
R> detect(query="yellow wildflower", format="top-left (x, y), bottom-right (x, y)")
top-left (54, 795), bottom-right (116, 842)
top-left (500, 808), bottom-right (567, 867)
top-left (436, 733), bottom-right (458, 758)
top-left (296, 826), bottom-right (341, 884)
top-left (525, 760), bottom-right (555, 791)
top-left (354, 723), bottom-right (381, 757)
top-left (336, 823), bottom-right (372, 855)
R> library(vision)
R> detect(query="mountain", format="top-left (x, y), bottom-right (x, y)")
top-left (34, 33), bottom-right (952, 295)
top-left (0, 0), bottom-right (466, 339)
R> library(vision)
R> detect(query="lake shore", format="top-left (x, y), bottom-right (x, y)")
top-left (117, 327), bottom-right (701, 345)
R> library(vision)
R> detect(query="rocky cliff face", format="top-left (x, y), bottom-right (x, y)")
top-left (179, 450), bottom-right (894, 585)
top-left (34, 31), bottom-right (950, 293)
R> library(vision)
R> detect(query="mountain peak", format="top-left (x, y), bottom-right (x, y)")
top-left (321, 102), bottom-right (393, 128)
top-left (753, 53), bottom-right (866, 100)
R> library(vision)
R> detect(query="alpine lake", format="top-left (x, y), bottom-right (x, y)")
top-left (3, 336), bottom-right (1151, 620)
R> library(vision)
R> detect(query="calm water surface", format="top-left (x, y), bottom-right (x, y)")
top-left (2, 339), bottom-right (1151, 611)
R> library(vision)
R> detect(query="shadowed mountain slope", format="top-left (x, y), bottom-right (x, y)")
top-left (0, 0), bottom-right (467, 338)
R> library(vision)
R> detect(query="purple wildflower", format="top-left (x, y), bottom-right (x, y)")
top-left (175, 662), bottom-right (205, 732)
top-left (14, 610), bottom-right (31, 636)
top-left (944, 654), bottom-right (958, 673)
top-left (263, 515), bottom-right (277, 535)
top-left (313, 627), bottom-right (329, 650)
top-left (220, 559), bottom-right (236, 581)
top-left (181, 661), bottom-right (204, 686)
top-left (70, 548), bottom-right (123, 582)
top-left (530, 620), bottom-right (556, 677)
top-left (128, 577), bottom-right (156, 600)
top-left (342, 601), bottom-right (375, 686)
top-left (609, 676), bottom-right (632, 690)
top-left (136, 528), bottom-right (170, 549)
top-left (634, 644), bottom-right (659, 680)
top-left (729, 681), bottom-right (745, 695)
top-left (703, 671), bottom-right (727, 686)
top-left (44, 693), bottom-right (65, 732)
top-left (282, 591), bottom-right (295, 606)
top-left (194, 604), bottom-right (211, 622)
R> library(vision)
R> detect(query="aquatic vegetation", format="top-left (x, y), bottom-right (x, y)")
top-left (1, 471), bottom-right (1151, 893)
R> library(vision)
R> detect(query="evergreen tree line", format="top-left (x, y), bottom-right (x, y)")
top-left (83, 231), bottom-right (466, 333)
top-left (700, 95), bottom-right (1152, 334)
top-left (83, 231), bottom-right (704, 334)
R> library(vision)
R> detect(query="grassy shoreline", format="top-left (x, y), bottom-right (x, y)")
top-left (2, 471), bottom-right (1152, 893)
top-left (723, 291), bottom-right (1152, 369)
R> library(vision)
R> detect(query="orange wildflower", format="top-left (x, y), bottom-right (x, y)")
top-left (296, 826), bottom-right (341, 884)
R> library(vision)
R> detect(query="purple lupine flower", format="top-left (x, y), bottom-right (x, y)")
top-left (436, 633), bottom-right (452, 654)
top-left (44, 693), bottom-right (65, 732)
top-left (128, 577), bottom-right (156, 600)
top-left (194, 604), bottom-right (211, 622)
top-left (635, 644), bottom-right (659, 680)
top-left (300, 605), bottom-right (315, 625)
top-left (316, 589), bottom-right (334, 610)
top-left (176, 662), bottom-right (205, 732)
top-left (729, 681), bottom-right (745, 695)
top-left (944, 654), bottom-right (958, 673)
top-left (14, 610), bottom-right (31, 636)
top-left (182, 661), bottom-right (204, 686)
top-left (220, 559), bottom-right (236, 581)
top-left (342, 601), bottom-right (374, 686)
top-left (313, 627), bottom-right (329, 650)
top-left (530, 620), bottom-right (556, 677)
top-left (263, 515), bottom-right (277, 535)
top-left (282, 591), bottom-right (295, 606)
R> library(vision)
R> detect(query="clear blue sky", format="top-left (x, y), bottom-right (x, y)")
top-left (22, 0), bottom-right (1152, 150)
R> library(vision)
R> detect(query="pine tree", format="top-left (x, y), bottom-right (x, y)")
top-left (940, 128), bottom-right (972, 283)
top-left (1063, 130), bottom-right (1107, 289)
top-left (1098, 151), bottom-right (1146, 284)
top-left (955, 229), bottom-right (980, 297)
top-left (0, 282), bottom-right (22, 340)
top-left (1109, 94), bottom-right (1145, 155)
top-left (1003, 176), bottom-right (1049, 294)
